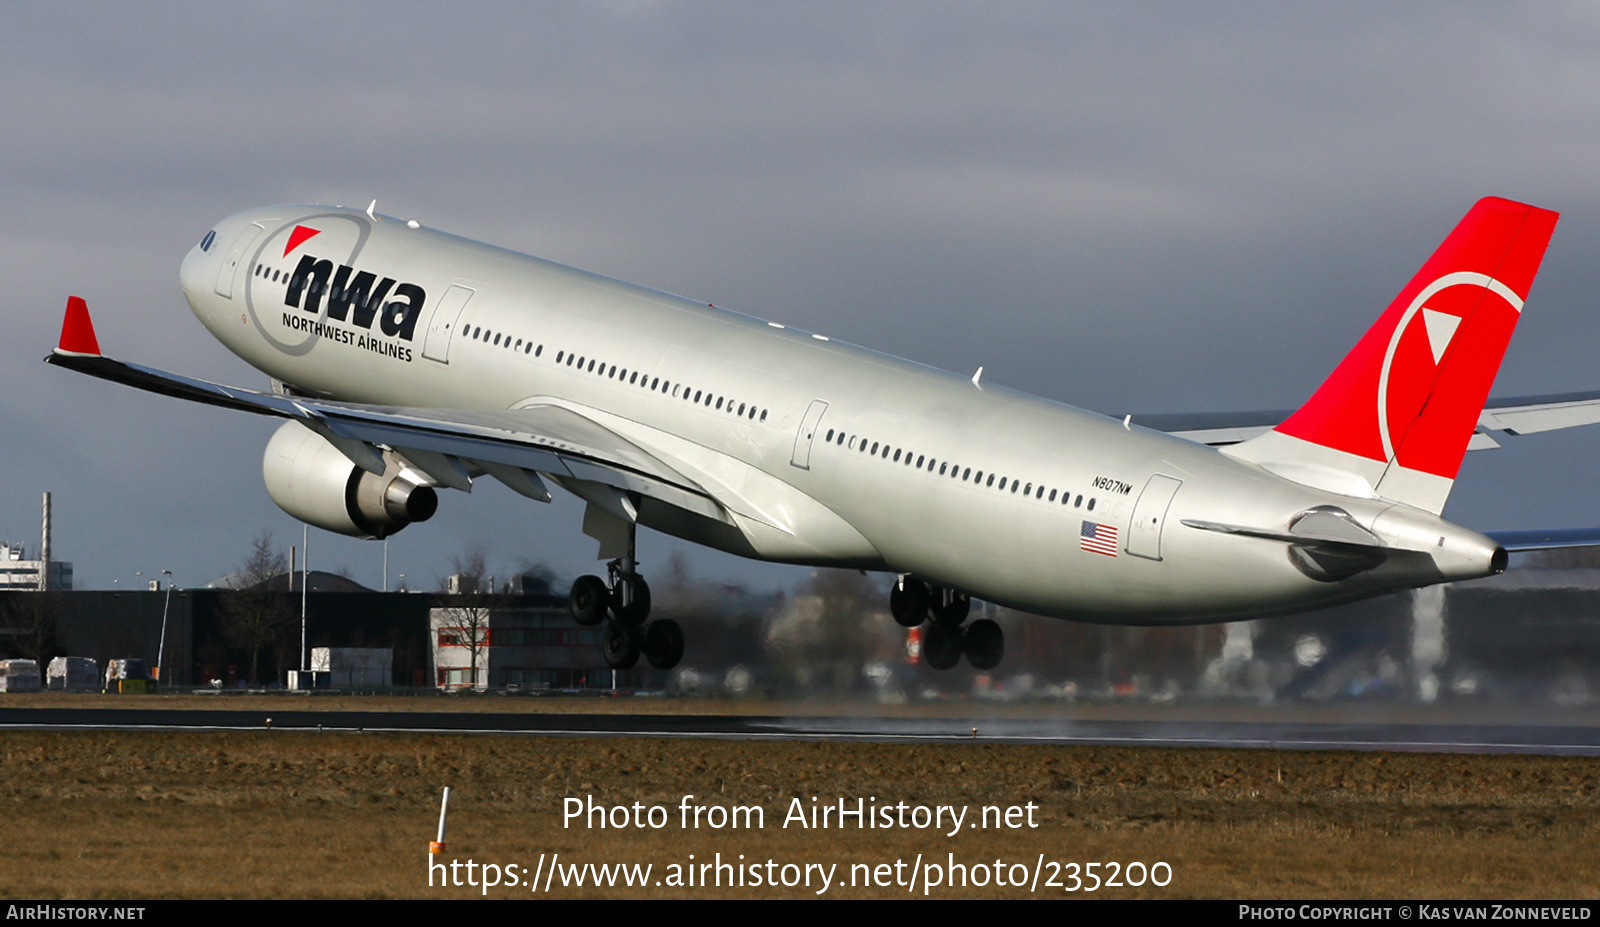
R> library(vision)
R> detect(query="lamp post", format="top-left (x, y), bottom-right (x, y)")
top-left (156, 570), bottom-right (173, 684)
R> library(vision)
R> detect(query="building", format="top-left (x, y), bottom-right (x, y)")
top-left (430, 602), bottom-right (607, 690)
top-left (0, 543), bottom-right (71, 591)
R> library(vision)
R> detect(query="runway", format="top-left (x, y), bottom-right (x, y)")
top-left (3, 705), bottom-right (1599, 754)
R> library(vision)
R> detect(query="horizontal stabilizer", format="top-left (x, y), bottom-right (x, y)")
top-left (1487, 527), bottom-right (1600, 553)
top-left (1181, 517), bottom-right (1386, 552)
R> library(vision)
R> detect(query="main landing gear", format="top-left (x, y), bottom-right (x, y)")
top-left (890, 577), bottom-right (1002, 671)
top-left (570, 533), bottom-right (683, 672)
top-left (572, 561), bottom-right (683, 671)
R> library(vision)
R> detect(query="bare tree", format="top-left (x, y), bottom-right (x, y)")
top-left (767, 569), bottom-right (886, 694)
top-left (218, 531), bottom-right (295, 684)
top-left (0, 592), bottom-right (59, 664)
top-left (433, 545), bottom-right (495, 688)
top-left (439, 545), bottom-right (488, 594)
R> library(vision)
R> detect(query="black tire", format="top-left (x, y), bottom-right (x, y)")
top-left (570, 575), bottom-right (609, 627)
top-left (963, 618), bottom-right (1004, 670)
top-left (643, 618), bottom-right (685, 670)
top-left (923, 621), bottom-right (963, 670)
top-left (933, 590), bottom-right (971, 627)
top-left (612, 576), bottom-right (652, 626)
top-left (890, 578), bottom-right (930, 628)
top-left (602, 620), bottom-right (641, 669)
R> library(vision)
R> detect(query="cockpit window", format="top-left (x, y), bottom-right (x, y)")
top-left (200, 230), bottom-right (216, 252)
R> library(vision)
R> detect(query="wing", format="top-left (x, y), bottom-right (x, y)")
top-left (46, 297), bottom-right (747, 530)
top-left (1139, 392), bottom-right (1600, 451)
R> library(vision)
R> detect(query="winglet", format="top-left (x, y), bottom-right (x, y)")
top-left (57, 296), bottom-right (102, 357)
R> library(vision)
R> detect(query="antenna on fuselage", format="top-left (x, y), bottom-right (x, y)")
top-left (366, 199), bottom-right (378, 221)
top-left (971, 366), bottom-right (984, 387)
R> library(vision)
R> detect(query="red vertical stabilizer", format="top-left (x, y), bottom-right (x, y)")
top-left (1231, 198), bottom-right (1559, 513)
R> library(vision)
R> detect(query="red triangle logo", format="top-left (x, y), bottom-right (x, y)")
top-left (283, 225), bottom-right (321, 257)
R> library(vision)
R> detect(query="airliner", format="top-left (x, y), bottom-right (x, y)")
top-left (47, 196), bottom-right (1600, 672)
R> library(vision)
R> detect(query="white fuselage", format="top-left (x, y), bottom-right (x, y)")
top-left (178, 205), bottom-right (1502, 624)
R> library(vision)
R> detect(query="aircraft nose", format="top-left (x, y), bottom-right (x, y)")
top-left (179, 227), bottom-right (218, 302)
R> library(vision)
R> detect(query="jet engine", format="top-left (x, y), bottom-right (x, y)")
top-left (262, 420), bottom-right (437, 539)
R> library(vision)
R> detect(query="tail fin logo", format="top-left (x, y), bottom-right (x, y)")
top-left (283, 224), bottom-right (321, 257)
top-left (1376, 271), bottom-right (1523, 465)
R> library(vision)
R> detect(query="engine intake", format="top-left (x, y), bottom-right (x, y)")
top-left (262, 420), bottom-right (437, 539)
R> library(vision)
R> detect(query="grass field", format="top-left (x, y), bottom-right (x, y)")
top-left (2, 712), bottom-right (1598, 899)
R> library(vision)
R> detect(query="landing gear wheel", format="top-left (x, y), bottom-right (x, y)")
top-left (933, 590), bottom-right (971, 627)
top-left (602, 620), bottom-right (641, 669)
top-left (923, 621), bottom-right (964, 670)
top-left (611, 576), bottom-right (652, 626)
top-left (570, 575), bottom-right (609, 627)
top-left (643, 619), bottom-right (685, 670)
top-left (963, 618), bottom-right (1004, 670)
top-left (890, 579), bottom-right (930, 628)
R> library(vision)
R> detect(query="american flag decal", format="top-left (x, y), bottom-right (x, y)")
top-left (1080, 520), bottom-right (1119, 557)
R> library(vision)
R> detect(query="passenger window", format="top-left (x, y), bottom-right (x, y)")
top-left (1049, 489), bottom-right (1057, 502)
top-left (1087, 498), bottom-right (1095, 511)
top-left (1075, 495), bottom-right (1083, 507)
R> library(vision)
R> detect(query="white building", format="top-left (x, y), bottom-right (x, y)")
top-left (0, 543), bottom-right (71, 591)
top-left (429, 603), bottom-right (601, 690)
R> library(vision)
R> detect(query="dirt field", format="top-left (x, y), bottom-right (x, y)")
top-left (2, 714), bottom-right (1598, 899)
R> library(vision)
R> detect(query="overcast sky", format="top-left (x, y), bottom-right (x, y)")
top-left (4, 3), bottom-right (1600, 594)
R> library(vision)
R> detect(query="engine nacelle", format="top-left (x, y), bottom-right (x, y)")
top-left (262, 420), bottom-right (438, 539)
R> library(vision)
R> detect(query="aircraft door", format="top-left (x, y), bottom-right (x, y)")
top-left (790, 399), bottom-right (830, 470)
top-left (422, 285), bottom-right (476, 363)
top-left (1126, 474), bottom-right (1182, 560)
top-left (214, 222), bottom-right (264, 298)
